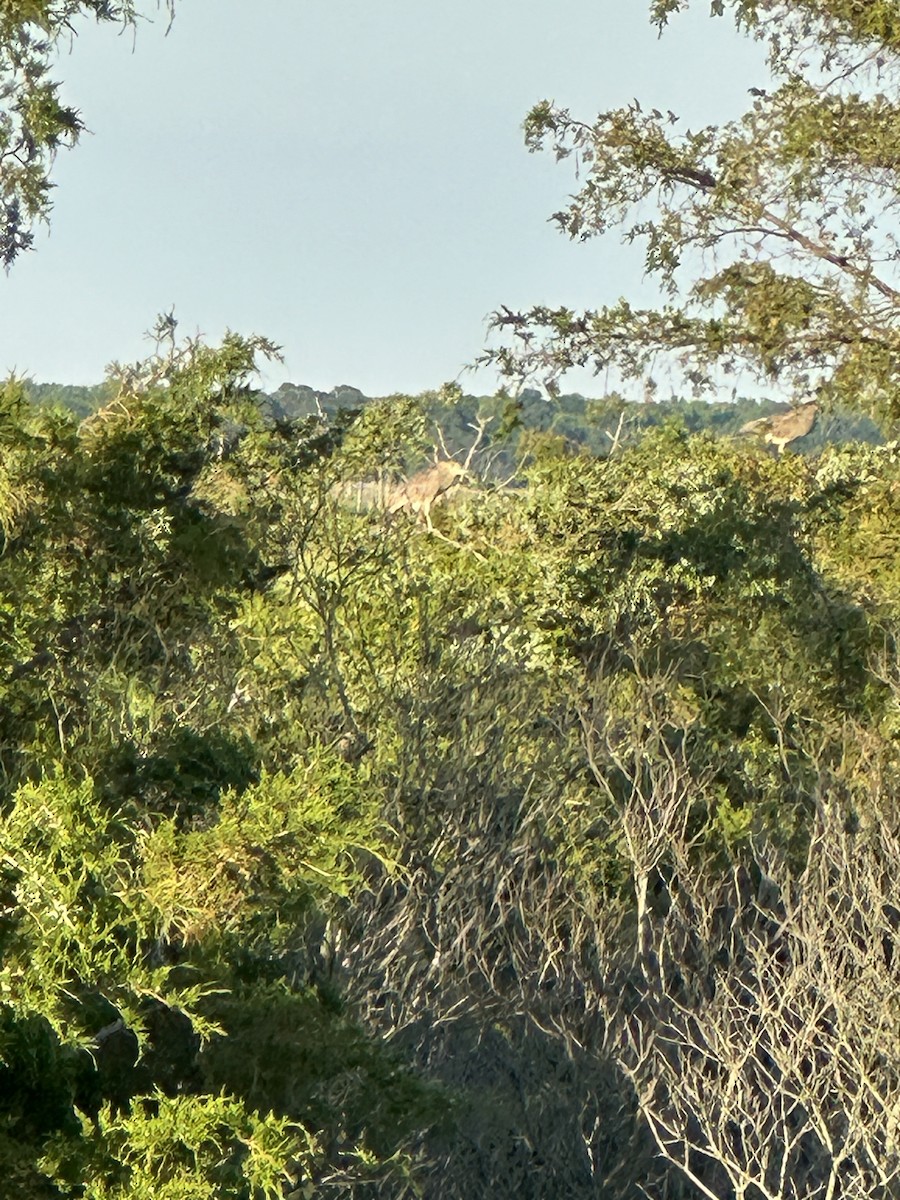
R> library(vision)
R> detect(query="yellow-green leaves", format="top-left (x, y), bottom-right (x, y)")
top-left (1, 774), bottom-right (213, 1045)
top-left (139, 761), bottom-right (388, 948)
top-left (40, 1092), bottom-right (311, 1200)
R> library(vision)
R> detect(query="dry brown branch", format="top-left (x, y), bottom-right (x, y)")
top-left (605, 787), bottom-right (900, 1200)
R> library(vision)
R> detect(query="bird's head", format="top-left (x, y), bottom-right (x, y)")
top-left (435, 460), bottom-right (468, 483)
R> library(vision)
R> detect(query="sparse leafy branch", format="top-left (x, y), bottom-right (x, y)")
top-left (0, 1), bottom-right (176, 267)
top-left (486, 4), bottom-right (900, 424)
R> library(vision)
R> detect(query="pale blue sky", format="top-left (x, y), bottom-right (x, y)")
top-left (2, 1), bottom-right (766, 396)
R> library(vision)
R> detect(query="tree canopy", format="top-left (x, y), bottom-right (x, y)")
top-left (1, 320), bottom-right (899, 1197)
top-left (487, 0), bottom-right (900, 428)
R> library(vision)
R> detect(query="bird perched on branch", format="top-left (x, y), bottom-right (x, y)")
top-left (738, 401), bottom-right (819, 454)
top-left (387, 460), bottom-right (468, 530)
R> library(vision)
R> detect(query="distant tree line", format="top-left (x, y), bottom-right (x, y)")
top-left (20, 378), bottom-right (885, 473)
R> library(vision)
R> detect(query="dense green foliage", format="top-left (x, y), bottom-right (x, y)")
top-left (21, 376), bottom-right (885, 466)
top-left (0, 338), bottom-right (450, 1198)
top-left (3, 325), bottom-right (900, 1197)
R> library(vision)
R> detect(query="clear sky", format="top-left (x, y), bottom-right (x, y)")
top-left (2, 0), bottom-right (766, 396)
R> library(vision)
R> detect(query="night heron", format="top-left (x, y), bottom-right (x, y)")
top-left (738, 401), bottom-right (819, 454)
top-left (387, 460), bottom-right (467, 530)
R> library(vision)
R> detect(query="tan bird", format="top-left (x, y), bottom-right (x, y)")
top-left (738, 401), bottom-right (819, 454)
top-left (387, 460), bottom-right (467, 530)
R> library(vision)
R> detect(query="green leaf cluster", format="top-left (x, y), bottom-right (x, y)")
top-left (0, 333), bottom-right (449, 1198)
top-left (0, 2), bottom-right (177, 267)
